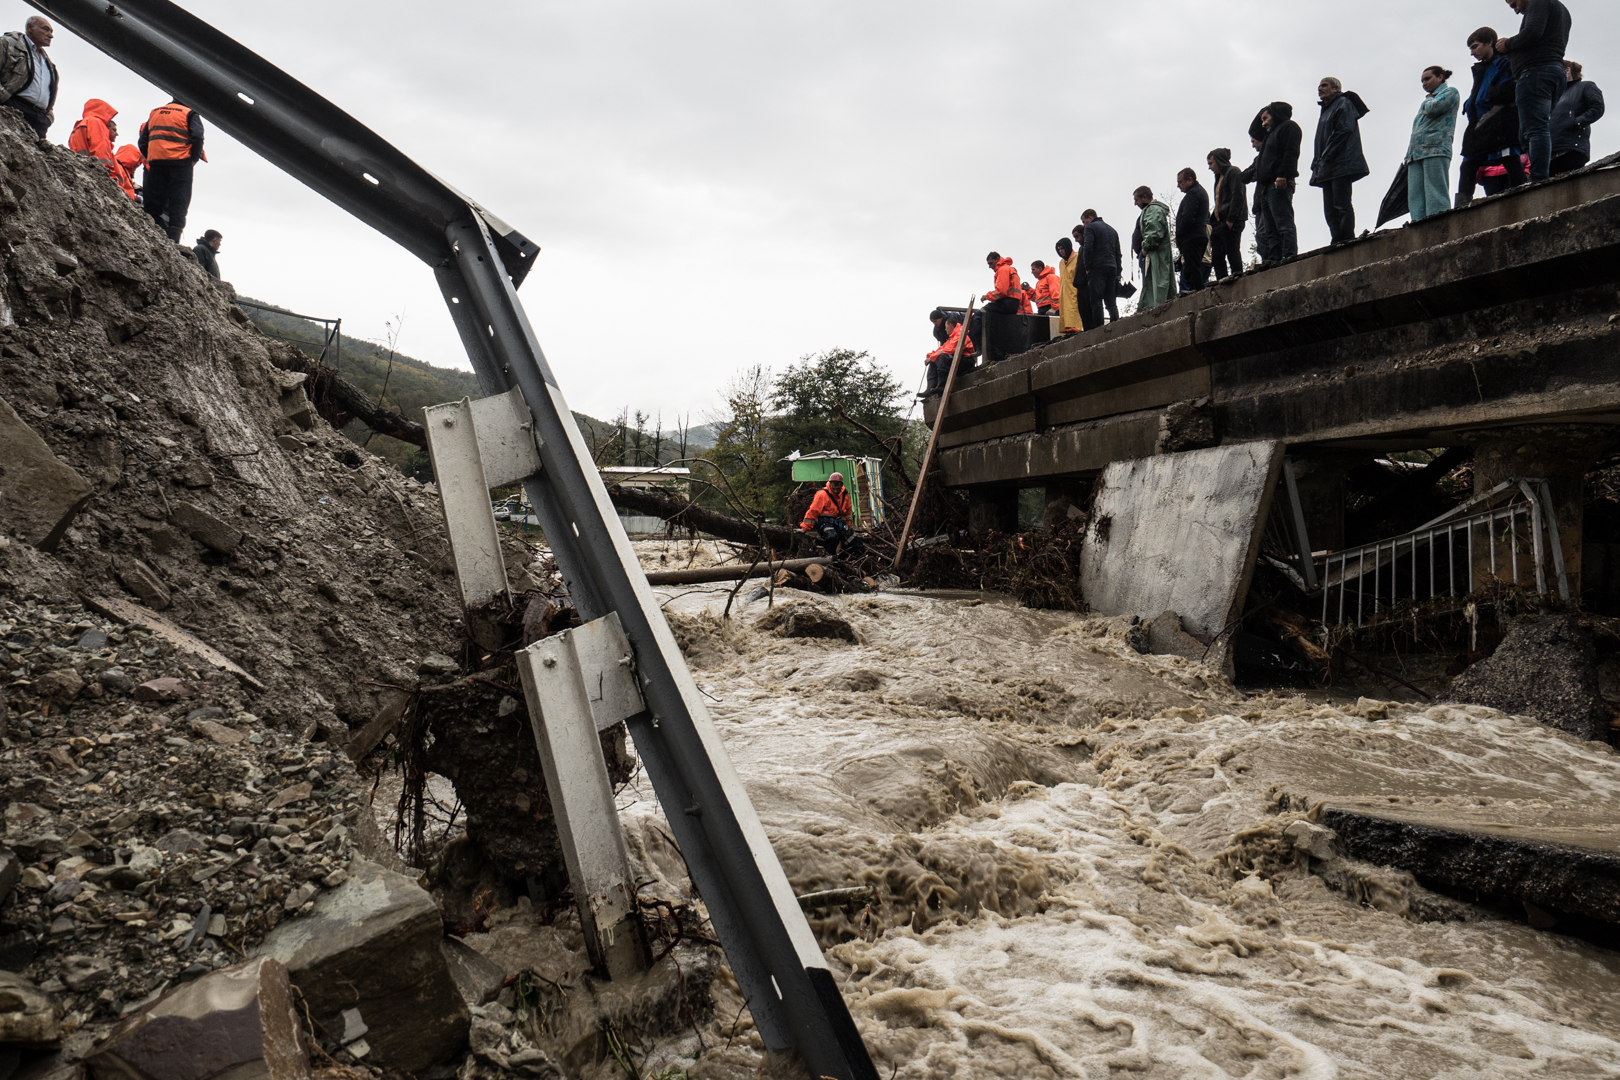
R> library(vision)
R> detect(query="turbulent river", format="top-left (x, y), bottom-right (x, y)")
top-left (610, 546), bottom-right (1620, 1079)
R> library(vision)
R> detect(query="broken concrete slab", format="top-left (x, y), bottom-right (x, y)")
top-left (169, 501), bottom-right (242, 555)
top-left (115, 559), bottom-right (172, 611)
top-left (1080, 441), bottom-right (1284, 638)
top-left (0, 394), bottom-right (92, 553)
top-left (0, 972), bottom-right (59, 1047)
top-left (1320, 801), bottom-right (1620, 925)
top-left (83, 596), bottom-right (267, 692)
top-left (257, 859), bottom-right (468, 1071)
top-left (1144, 610), bottom-right (1208, 661)
top-left (84, 956), bottom-right (308, 1080)
top-left (1443, 615), bottom-right (1610, 742)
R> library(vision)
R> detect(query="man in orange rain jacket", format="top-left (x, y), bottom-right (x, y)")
top-left (799, 472), bottom-right (866, 560)
top-left (1020, 281), bottom-right (1036, 314)
top-left (67, 98), bottom-right (122, 188)
top-left (982, 252), bottom-right (1022, 314)
top-left (1031, 261), bottom-right (1061, 314)
top-left (113, 143), bottom-right (143, 201)
top-left (924, 311), bottom-right (975, 397)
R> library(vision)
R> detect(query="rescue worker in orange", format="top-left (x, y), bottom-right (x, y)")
top-left (1031, 261), bottom-right (1061, 314)
top-left (113, 143), bottom-right (143, 202)
top-left (139, 98), bottom-right (205, 241)
top-left (67, 99), bottom-right (122, 189)
top-left (980, 251), bottom-right (1022, 364)
top-left (1020, 281), bottom-right (1036, 314)
top-left (800, 472), bottom-right (866, 560)
top-left (924, 311), bottom-right (974, 397)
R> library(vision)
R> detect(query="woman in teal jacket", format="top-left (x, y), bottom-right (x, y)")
top-left (1407, 65), bottom-right (1462, 221)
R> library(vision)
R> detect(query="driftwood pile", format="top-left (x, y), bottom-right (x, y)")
top-left (905, 522), bottom-right (1087, 610)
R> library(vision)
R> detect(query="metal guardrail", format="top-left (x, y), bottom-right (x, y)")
top-left (33, 2), bottom-right (878, 1075)
top-left (1317, 478), bottom-right (1571, 626)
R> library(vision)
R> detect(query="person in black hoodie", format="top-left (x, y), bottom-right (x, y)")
top-left (1250, 102), bottom-right (1301, 263)
top-left (1550, 60), bottom-right (1604, 175)
top-left (1311, 77), bottom-right (1371, 245)
top-left (1458, 27), bottom-right (1524, 206)
top-left (1173, 168), bottom-right (1210, 293)
top-left (1208, 148), bottom-right (1247, 280)
top-left (1496, 0), bottom-right (1572, 182)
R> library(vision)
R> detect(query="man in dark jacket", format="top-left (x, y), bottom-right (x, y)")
top-left (1208, 148), bottom-right (1247, 280)
top-left (1078, 210), bottom-right (1121, 328)
top-left (1311, 78), bottom-right (1370, 245)
top-left (1459, 28), bottom-right (1524, 205)
top-left (1173, 168), bottom-right (1210, 293)
top-left (1252, 102), bottom-right (1302, 263)
top-left (193, 229), bottom-right (221, 278)
top-left (1550, 60), bottom-right (1604, 175)
top-left (1496, 0), bottom-right (1572, 182)
top-left (0, 17), bottom-right (58, 138)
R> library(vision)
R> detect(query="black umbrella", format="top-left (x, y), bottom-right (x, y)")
top-left (1376, 163), bottom-right (1409, 227)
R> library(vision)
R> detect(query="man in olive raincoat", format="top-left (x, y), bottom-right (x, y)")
top-left (1133, 186), bottom-right (1174, 310)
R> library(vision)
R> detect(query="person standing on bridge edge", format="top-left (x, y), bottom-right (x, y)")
top-left (1405, 66), bottom-right (1461, 222)
top-left (1240, 131), bottom-right (1272, 268)
top-left (1079, 211), bottom-right (1121, 329)
top-left (0, 16), bottom-right (58, 139)
top-left (981, 252), bottom-right (1021, 363)
top-left (1208, 148), bottom-right (1247, 281)
top-left (1311, 78), bottom-right (1370, 245)
top-left (1174, 168), bottom-right (1211, 293)
top-left (1550, 60), bottom-right (1604, 175)
top-left (140, 99), bottom-right (206, 242)
top-left (1458, 27), bottom-right (1524, 206)
top-left (800, 472), bottom-right (865, 560)
top-left (193, 229), bottom-right (222, 279)
top-left (1133, 187), bottom-right (1174, 310)
top-left (1031, 260), bottom-right (1059, 315)
top-left (1054, 237), bottom-right (1083, 334)
top-left (1496, 0), bottom-right (1571, 183)
top-left (1252, 102), bottom-right (1301, 264)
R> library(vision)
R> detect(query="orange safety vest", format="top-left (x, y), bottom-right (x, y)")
top-left (144, 103), bottom-right (205, 163)
top-left (800, 485), bottom-right (853, 530)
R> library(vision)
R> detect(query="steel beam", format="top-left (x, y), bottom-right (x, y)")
top-left (30, 2), bottom-right (878, 1075)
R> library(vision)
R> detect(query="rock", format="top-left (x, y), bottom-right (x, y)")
top-left (1443, 614), bottom-right (1610, 741)
top-left (0, 851), bottom-right (17, 907)
top-left (0, 394), bottom-right (93, 553)
top-left (266, 784), bottom-right (311, 811)
top-left (31, 671), bottom-right (83, 704)
top-left (115, 559), bottom-right (172, 611)
top-left (441, 938), bottom-right (506, 1007)
top-left (98, 668), bottom-right (135, 693)
top-left (281, 885), bottom-right (315, 911)
top-left (169, 502), bottom-right (242, 556)
top-left (186, 706), bottom-right (226, 722)
top-left (84, 957), bottom-right (309, 1080)
top-left (41, 880), bottom-right (80, 906)
top-left (17, 869), bottom-right (48, 892)
top-left (257, 860), bottom-right (468, 1072)
top-left (1145, 610), bottom-right (1208, 661)
top-left (191, 720), bottom-right (245, 746)
top-left (60, 955), bottom-right (110, 993)
top-left (133, 678), bottom-right (193, 702)
top-left (174, 463), bottom-right (214, 488)
top-left (417, 654), bottom-right (458, 676)
top-left (1284, 820), bottom-right (1338, 861)
top-left (756, 601), bottom-right (858, 642)
top-left (75, 629), bottom-right (108, 651)
top-left (127, 846), bottom-right (162, 876)
top-left (155, 830), bottom-right (208, 856)
top-left (273, 436), bottom-right (303, 454)
top-left (0, 972), bottom-right (59, 1047)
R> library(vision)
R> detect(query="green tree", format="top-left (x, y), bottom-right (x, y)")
top-left (767, 348), bottom-right (906, 511)
top-left (703, 364), bottom-right (777, 519)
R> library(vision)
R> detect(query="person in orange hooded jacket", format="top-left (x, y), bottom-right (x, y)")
top-left (1031, 261), bottom-right (1061, 314)
top-left (799, 473), bottom-right (866, 560)
top-left (112, 143), bottom-right (143, 202)
top-left (980, 252), bottom-right (1022, 364)
top-left (67, 98), bottom-right (122, 188)
top-left (924, 312), bottom-right (975, 397)
top-left (1020, 281), bottom-right (1036, 314)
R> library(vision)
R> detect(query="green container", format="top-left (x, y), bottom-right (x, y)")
top-left (788, 454), bottom-right (885, 528)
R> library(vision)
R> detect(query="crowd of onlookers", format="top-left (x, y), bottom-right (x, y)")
top-left (0, 15), bottom-right (225, 279)
top-left (925, 0), bottom-right (1602, 394)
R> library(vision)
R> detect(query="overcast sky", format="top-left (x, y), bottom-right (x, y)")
top-left (16, 1), bottom-right (1619, 426)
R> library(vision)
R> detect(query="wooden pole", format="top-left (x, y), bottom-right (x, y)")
top-left (892, 297), bottom-right (976, 569)
top-left (644, 557), bottom-right (829, 586)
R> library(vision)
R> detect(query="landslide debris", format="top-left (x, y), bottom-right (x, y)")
top-left (1443, 614), bottom-right (1611, 742)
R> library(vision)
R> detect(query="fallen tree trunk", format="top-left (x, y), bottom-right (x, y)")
top-left (645, 558), bottom-right (826, 586)
top-left (608, 485), bottom-right (800, 550)
top-left (269, 351), bottom-right (428, 448)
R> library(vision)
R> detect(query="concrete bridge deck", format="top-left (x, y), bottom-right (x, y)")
top-left (927, 161), bottom-right (1620, 508)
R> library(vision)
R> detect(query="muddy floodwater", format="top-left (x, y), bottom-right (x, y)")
top-left (615, 549), bottom-right (1620, 1078)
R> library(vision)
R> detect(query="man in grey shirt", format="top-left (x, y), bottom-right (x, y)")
top-left (0, 16), bottom-right (59, 138)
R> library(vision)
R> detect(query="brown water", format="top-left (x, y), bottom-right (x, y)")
top-left (615, 565), bottom-right (1620, 1078)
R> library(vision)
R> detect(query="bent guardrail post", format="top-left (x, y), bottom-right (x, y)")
top-left (31, 2), bottom-right (879, 1075)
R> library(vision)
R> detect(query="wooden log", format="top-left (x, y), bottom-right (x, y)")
top-left (268, 352), bottom-right (428, 447)
top-left (607, 485), bottom-right (800, 550)
top-left (644, 558), bottom-right (828, 586)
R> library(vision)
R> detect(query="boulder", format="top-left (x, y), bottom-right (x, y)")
top-left (169, 502), bottom-right (242, 556)
top-left (257, 860), bottom-right (468, 1071)
top-left (441, 937), bottom-right (506, 1007)
top-left (134, 678), bottom-right (193, 702)
top-left (31, 671), bottom-right (83, 705)
top-left (116, 559), bottom-right (172, 611)
top-left (84, 957), bottom-right (308, 1080)
top-left (756, 601), bottom-right (857, 642)
top-left (0, 394), bottom-right (92, 552)
top-left (1145, 610), bottom-right (1207, 661)
top-left (0, 972), bottom-right (59, 1047)
top-left (1444, 614), bottom-right (1610, 742)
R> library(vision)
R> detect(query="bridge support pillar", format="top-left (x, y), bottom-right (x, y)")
top-left (1472, 426), bottom-right (1617, 598)
top-left (968, 487), bottom-right (1019, 534)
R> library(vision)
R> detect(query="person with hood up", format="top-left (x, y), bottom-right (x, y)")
top-left (1458, 28), bottom-right (1524, 206)
top-left (0, 17), bottom-right (58, 138)
top-left (1031, 261), bottom-right (1060, 315)
top-left (1020, 280), bottom-right (1036, 315)
top-left (1550, 61), bottom-right (1604, 175)
top-left (1252, 102), bottom-right (1302, 263)
top-left (1054, 237), bottom-right (1083, 334)
top-left (1495, 0), bottom-right (1572, 183)
top-left (1405, 66), bottom-right (1461, 222)
top-left (1208, 148), bottom-right (1248, 280)
top-left (799, 472), bottom-right (865, 560)
top-left (113, 143), bottom-right (143, 202)
top-left (923, 311), bottom-right (974, 396)
top-left (1133, 186), bottom-right (1174, 310)
top-left (1173, 167), bottom-right (1211, 293)
top-left (1078, 212), bottom-right (1122, 328)
top-left (67, 99), bottom-right (123, 188)
top-left (1311, 78), bottom-right (1371, 245)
